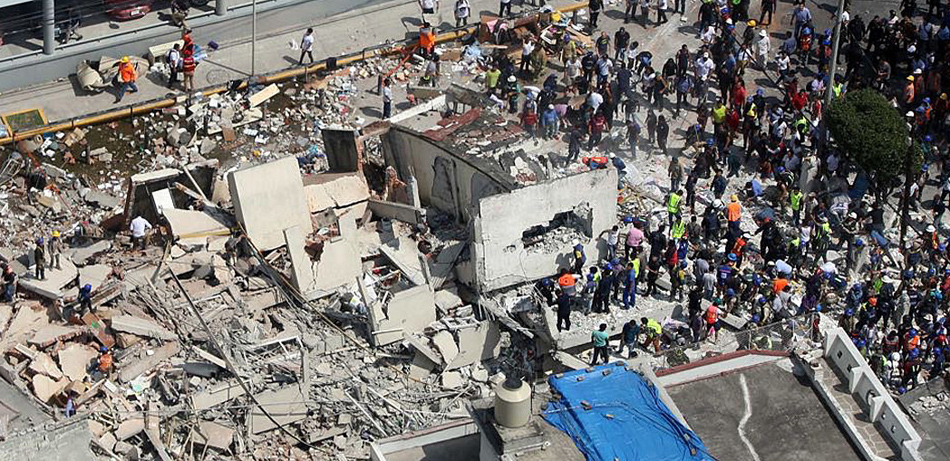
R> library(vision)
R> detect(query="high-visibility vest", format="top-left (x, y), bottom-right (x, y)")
top-left (632, 259), bottom-right (640, 276)
top-left (558, 273), bottom-right (575, 287)
top-left (706, 305), bottom-right (719, 324)
top-left (790, 191), bottom-right (803, 210)
top-left (712, 105), bottom-right (727, 124)
top-left (671, 220), bottom-right (686, 239)
top-left (646, 319), bottom-right (662, 335)
top-left (667, 193), bottom-right (682, 214)
top-left (727, 202), bottom-right (742, 222)
top-left (833, 83), bottom-right (843, 98)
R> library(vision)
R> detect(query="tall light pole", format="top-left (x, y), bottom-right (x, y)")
top-left (251, 0), bottom-right (257, 76)
top-left (824, 0), bottom-right (845, 112)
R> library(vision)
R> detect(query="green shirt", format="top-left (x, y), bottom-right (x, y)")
top-left (485, 69), bottom-right (501, 89)
top-left (592, 330), bottom-right (609, 347)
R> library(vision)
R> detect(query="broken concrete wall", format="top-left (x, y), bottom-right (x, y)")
top-left (309, 236), bottom-right (362, 298)
top-left (123, 161), bottom-right (219, 226)
top-left (321, 128), bottom-right (361, 173)
top-left (228, 156), bottom-right (312, 251)
top-left (382, 127), bottom-right (510, 223)
top-left (473, 168), bottom-right (618, 292)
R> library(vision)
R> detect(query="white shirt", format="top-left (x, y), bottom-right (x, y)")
top-left (383, 85), bottom-right (393, 103)
top-left (301, 33), bottom-right (314, 52)
top-left (776, 54), bottom-right (790, 71)
top-left (522, 41), bottom-right (535, 57)
top-left (130, 216), bottom-right (152, 238)
top-left (696, 57), bottom-right (714, 80)
top-left (587, 92), bottom-right (604, 111)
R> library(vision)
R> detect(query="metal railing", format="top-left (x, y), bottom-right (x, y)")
top-left (653, 312), bottom-right (819, 369)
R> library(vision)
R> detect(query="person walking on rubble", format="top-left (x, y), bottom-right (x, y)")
top-left (2, 264), bottom-right (17, 302)
top-left (47, 231), bottom-right (63, 270)
top-left (590, 323), bottom-right (610, 365)
top-left (33, 238), bottom-right (46, 281)
top-left (129, 215), bottom-right (153, 251)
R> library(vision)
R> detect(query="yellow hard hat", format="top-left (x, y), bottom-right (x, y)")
top-left (907, 75), bottom-right (915, 81)
top-left (52, 231), bottom-right (60, 237)
top-left (121, 56), bottom-right (130, 63)
top-left (747, 20), bottom-right (756, 27)
top-left (731, 194), bottom-right (738, 202)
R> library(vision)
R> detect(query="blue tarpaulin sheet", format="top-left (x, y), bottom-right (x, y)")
top-left (542, 363), bottom-right (711, 461)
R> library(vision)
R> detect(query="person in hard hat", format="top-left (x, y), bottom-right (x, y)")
top-left (78, 283), bottom-right (94, 315)
top-left (726, 194), bottom-right (742, 232)
top-left (115, 56), bottom-right (139, 103)
top-left (48, 230), bottom-right (63, 270)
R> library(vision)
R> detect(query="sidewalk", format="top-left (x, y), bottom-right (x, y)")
top-left (0, 0), bottom-right (574, 124)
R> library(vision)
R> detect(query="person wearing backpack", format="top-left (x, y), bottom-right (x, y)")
top-left (166, 44), bottom-right (181, 89)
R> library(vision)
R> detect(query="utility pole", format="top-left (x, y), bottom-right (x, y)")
top-left (251, 0), bottom-right (257, 76)
top-left (42, 0), bottom-right (54, 55)
top-left (824, 0), bottom-right (845, 111)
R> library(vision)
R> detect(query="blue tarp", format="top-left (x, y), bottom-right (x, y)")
top-left (542, 363), bottom-right (711, 461)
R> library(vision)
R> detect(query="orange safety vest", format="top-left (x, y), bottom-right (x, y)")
top-left (726, 202), bottom-right (741, 222)
top-left (558, 273), bottom-right (575, 288)
top-left (773, 278), bottom-right (788, 294)
top-left (705, 305), bottom-right (719, 324)
top-left (99, 353), bottom-right (113, 372)
top-left (119, 63), bottom-right (137, 83)
top-left (419, 28), bottom-right (436, 52)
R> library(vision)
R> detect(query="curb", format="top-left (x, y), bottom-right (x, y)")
top-left (0, 2), bottom-right (589, 145)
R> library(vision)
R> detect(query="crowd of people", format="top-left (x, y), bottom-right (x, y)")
top-left (491, 0), bottom-right (950, 392)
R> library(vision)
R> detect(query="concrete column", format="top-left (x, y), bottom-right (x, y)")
top-left (42, 0), bottom-right (55, 55)
top-left (215, 0), bottom-right (226, 16)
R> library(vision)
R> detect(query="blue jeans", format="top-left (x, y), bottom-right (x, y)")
top-left (117, 81), bottom-right (139, 101)
top-left (623, 284), bottom-right (636, 309)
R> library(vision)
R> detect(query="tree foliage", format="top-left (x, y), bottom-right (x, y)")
top-left (826, 89), bottom-right (920, 183)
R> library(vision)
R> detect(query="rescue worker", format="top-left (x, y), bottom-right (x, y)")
top-left (115, 57), bottom-right (139, 103)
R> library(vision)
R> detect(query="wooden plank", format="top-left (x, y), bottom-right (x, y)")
top-left (248, 84), bottom-right (279, 108)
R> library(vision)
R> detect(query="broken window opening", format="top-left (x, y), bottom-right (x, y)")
top-left (520, 204), bottom-right (593, 253)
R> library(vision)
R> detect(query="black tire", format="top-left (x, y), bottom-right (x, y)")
top-left (190, 0), bottom-right (211, 7)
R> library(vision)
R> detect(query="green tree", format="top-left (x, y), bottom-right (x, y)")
top-left (827, 89), bottom-right (924, 247)
top-left (826, 89), bottom-right (921, 192)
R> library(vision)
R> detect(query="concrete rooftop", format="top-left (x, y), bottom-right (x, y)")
top-left (665, 356), bottom-right (863, 461)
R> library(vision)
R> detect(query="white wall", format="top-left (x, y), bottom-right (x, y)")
top-left (474, 168), bottom-right (618, 292)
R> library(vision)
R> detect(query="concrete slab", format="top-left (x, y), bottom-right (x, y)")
top-left (311, 237), bottom-right (362, 297)
top-left (28, 325), bottom-right (82, 348)
top-left (31, 374), bottom-right (68, 402)
top-left (110, 315), bottom-right (177, 341)
top-left (665, 359), bottom-right (862, 461)
top-left (249, 385), bottom-right (307, 434)
top-left (447, 321), bottom-right (500, 370)
top-left (114, 418), bottom-right (145, 441)
top-left (379, 237), bottom-right (426, 286)
top-left (283, 226), bottom-right (316, 298)
top-left (78, 264), bottom-right (112, 291)
top-left (57, 343), bottom-right (98, 381)
top-left (163, 208), bottom-right (231, 243)
top-left (28, 353), bottom-right (64, 380)
top-left (402, 333), bottom-right (442, 365)
top-left (248, 83), bottom-right (279, 108)
top-left (303, 173), bottom-right (370, 213)
top-left (18, 258), bottom-right (79, 299)
top-left (0, 302), bottom-right (48, 352)
top-left (432, 331), bottom-right (458, 366)
top-left (192, 380), bottom-right (247, 411)
top-left (228, 156), bottom-right (312, 251)
top-left (118, 341), bottom-right (181, 383)
top-left (193, 421), bottom-right (235, 451)
top-left (67, 241), bottom-right (112, 266)
top-left (371, 285), bottom-right (437, 346)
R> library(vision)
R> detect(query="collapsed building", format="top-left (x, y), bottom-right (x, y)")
top-left (0, 79), bottom-right (621, 460)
